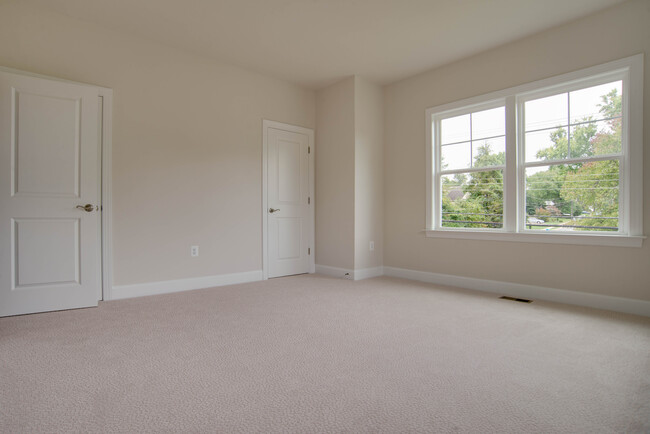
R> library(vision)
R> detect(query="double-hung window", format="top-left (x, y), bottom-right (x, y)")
top-left (426, 55), bottom-right (644, 247)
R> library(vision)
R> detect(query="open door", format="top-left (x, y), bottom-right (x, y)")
top-left (0, 69), bottom-right (101, 317)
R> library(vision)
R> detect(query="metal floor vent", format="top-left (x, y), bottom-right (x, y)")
top-left (500, 296), bottom-right (533, 303)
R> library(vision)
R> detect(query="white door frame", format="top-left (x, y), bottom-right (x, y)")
top-left (0, 66), bottom-right (114, 302)
top-left (98, 89), bottom-right (113, 301)
top-left (262, 120), bottom-right (315, 280)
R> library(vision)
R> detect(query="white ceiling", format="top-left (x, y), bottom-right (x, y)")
top-left (24, 0), bottom-right (626, 89)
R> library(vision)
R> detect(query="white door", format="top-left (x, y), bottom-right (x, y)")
top-left (0, 69), bottom-right (101, 317)
top-left (266, 123), bottom-right (313, 278)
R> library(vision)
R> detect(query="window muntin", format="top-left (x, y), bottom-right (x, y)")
top-left (427, 56), bottom-right (642, 243)
top-left (523, 80), bottom-right (622, 162)
top-left (521, 80), bottom-right (623, 233)
top-left (441, 169), bottom-right (504, 229)
top-left (435, 104), bottom-right (506, 230)
top-left (524, 161), bottom-right (620, 232)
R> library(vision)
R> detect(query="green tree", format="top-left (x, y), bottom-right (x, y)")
top-left (598, 88), bottom-right (622, 119)
top-left (444, 88), bottom-right (621, 231)
top-left (527, 90), bottom-right (622, 221)
top-left (561, 160), bottom-right (619, 217)
top-left (535, 123), bottom-right (596, 161)
top-left (527, 121), bottom-right (597, 217)
top-left (526, 169), bottom-right (576, 216)
top-left (441, 143), bottom-right (505, 228)
top-left (463, 145), bottom-right (504, 226)
top-left (559, 90), bottom-right (621, 230)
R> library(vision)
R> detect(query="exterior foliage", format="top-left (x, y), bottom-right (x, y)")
top-left (442, 89), bottom-right (621, 231)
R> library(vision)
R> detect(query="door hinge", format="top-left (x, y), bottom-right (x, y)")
top-left (308, 197), bottom-right (310, 205)
top-left (308, 248), bottom-right (311, 255)
top-left (308, 146), bottom-right (311, 154)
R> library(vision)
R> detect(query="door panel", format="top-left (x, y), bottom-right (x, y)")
top-left (0, 70), bottom-right (100, 317)
top-left (267, 127), bottom-right (310, 278)
top-left (277, 217), bottom-right (301, 259)
top-left (278, 140), bottom-right (301, 203)
top-left (14, 91), bottom-right (80, 196)
top-left (14, 218), bottom-right (80, 287)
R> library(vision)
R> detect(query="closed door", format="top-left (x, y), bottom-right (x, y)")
top-left (0, 69), bottom-right (101, 317)
top-left (266, 125), bottom-right (312, 278)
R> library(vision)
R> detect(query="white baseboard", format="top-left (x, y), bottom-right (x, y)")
top-left (383, 266), bottom-right (650, 318)
top-left (111, 270), bottom-right (264, 300)
top-left (353, 266), bottom-right (384, 280)
top-left (109, 264), bottom-right (649, 317)
top-left (315, 264), bottom-right (354, 279)
top-left (315, 264), bottom-right (384, 281)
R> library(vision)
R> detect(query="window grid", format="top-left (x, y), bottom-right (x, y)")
top-left (519, 79), bottom-right (625, 234)
top-left (426, 55), bottom-right (643, 244)
top-left (435, 103), bottom-right (507, 231)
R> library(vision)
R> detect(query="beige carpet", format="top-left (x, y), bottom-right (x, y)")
top-left (1, 274), bottom-right (649, 433)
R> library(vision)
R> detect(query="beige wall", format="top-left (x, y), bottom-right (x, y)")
top-left (0, 1), bottom-right (315, 286)
top-left (354, 77), bottom-right (384, 270)
top-left (315, 76), bottom-right (384, 272)
top-left (384, 0), bottom-right (650, 301)
top-left (315, 77), bottom-right (356, 270)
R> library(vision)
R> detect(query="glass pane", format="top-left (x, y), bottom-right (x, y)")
top-left (441, 114), bottom-right (470, 144)
top-left (569, 120), bottom-right (621, 158)
top-left (525, 162), bottom-right (619, 232)
top-left (570, 80), bottom-right (622, 124)
top-left (525, 128), bottom-right (567, 162)
top-left (472, 106), bottom-right (505, 140)
top-left (472, 136), bottom-right (505, 168)
top-left (441, 141), bottom-right (471, 171)
top-left (441, 170), bottom-right (503, 229)
top-left (525, 93), bottom-right (568, 131)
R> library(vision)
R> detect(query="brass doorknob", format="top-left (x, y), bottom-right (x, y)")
top-left (76, 204), bottom-right (96, 212)
top-left (269, 208), bottom-right (280, 213)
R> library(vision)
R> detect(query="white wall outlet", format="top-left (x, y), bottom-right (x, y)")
top-left (369, 241), bottom-right (375, 251)
top-left (191, 245), bottom-right (199, 257)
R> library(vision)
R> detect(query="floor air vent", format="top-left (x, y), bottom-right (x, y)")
top-left (500, 296), bottom-right (532, 303)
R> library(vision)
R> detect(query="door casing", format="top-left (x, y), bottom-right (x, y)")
top-left (262, 120), bottom-right (315, 280)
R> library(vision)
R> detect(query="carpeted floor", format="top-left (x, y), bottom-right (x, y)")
top-left (1, 274), bottom-right (649, 433)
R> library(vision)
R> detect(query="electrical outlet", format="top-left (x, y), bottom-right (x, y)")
top-left (369, 241), bottom-right (375, 251)
top-left (191, 245), bottom-right (199, 257)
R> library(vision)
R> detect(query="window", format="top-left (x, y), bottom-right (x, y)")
top-left (438, 104), bottom-right (506, 229)
top-left (425, 55), bottom-right (644, 247)
top-left (522, 80), bottom-right (622, 233)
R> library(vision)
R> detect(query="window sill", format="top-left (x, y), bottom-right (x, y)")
top-left (423, 229), bottom-right (645, 247)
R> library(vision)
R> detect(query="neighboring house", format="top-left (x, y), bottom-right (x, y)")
top-left (447, 186), bottom-right (466, 201)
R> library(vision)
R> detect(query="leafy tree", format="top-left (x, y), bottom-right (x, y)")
top-left (598, 88), bottom-right (622, 119)
top-left (526, 121), bottom-right (597, 217)
top-left (535, 123), bottom-right (596, 161)
top-left (442, 87), bottom-right (620, 231)
top-left (441, 144), bottom-right (504, 228)
top-left (562, 160), bottom-right (618, 216)
top-left (526, 169), bottom-right (575, 216)
top-left (527, 88), bottom-right (621, 230)
top-left (463, 145), bottom-right (504, 226)
top-left (560, 90), bottom-right (621, 230)
top-left (441, 194), bottom-right (486, 228)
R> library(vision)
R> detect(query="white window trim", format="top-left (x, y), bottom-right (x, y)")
top-left (425, 54), bottom-right (644, 248)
